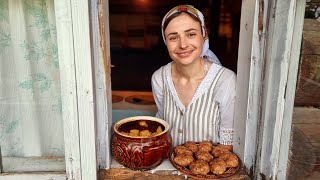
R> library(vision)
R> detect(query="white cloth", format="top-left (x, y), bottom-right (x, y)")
top-left (151, 62), bottom-right (236, 145)
top-left (0, 0), bottom-right (63, 156)
top-left (161, 4), bottom-right (221, 65)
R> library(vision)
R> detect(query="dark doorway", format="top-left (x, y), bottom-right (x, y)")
top-left (109, 0), bottom-right (241, 91)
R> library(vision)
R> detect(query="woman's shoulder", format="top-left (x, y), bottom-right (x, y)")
top-left (213, 65), bottom-right (236, 87)
top-left (221, 67), bottom-right (236, 79)
top-left (152, 62), bottom-right (172, 79)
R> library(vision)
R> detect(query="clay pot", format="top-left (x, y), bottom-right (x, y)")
top-left (111, 116), bottom-right (172, 170)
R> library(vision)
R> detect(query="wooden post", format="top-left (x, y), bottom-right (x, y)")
top-left (55, 0), bottom-right (98, 179)
top-left (89, 0), bottom-right (113, 169)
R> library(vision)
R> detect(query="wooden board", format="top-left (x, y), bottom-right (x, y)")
top-left (294, 19), bottom-right (320, 106)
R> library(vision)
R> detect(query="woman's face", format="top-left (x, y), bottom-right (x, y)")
top-left (164, 12), bottom-right (204, 65)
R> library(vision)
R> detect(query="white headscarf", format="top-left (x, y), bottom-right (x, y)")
top-left (161, 5), bottom-right (221, 65)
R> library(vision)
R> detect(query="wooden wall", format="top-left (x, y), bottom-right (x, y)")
top-left (294, 1), bottom-right (320, 107)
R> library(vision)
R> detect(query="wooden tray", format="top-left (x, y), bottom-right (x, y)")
top-left (169, 149), bottom-right (241, 179)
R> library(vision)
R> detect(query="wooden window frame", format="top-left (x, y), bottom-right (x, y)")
top-left (0, 0), bottom-right (306, 179)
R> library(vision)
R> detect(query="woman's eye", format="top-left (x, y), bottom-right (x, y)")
top-left (169, 36), bottom-right (178, 41)
top-left (188, 33), bottom-right (196, 37)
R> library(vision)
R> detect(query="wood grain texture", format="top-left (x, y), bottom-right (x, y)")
top-left (70, 0), bottom-right (98, 179)
top-left (295, 19), bottom-right (320, 106)
top-left (54, 0), bottom-right (82, 179)
top-left (2, 157), bottom-right (65, 173)
top-left (89, 0), bottom-right (113, 169)
top-left (233, 0), bottom-right (257, 171)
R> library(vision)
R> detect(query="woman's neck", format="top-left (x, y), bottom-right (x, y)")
top-left (172, 58), bottom-right (208, 80)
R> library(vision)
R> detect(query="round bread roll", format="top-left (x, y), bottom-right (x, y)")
top-left (184, 141), bottom-right (199, 153)
top-left (209, 158), bottom-right (227, 175)
top-left (198, 141), bottom-right (213, 152)
top-left (173, 153), bottom-right (194, 167)
top-left (189, 160), bottom-right (210, 175)
top-left (174, 145), bottom-right (193, 156)
top-left (195, 151), bottom-right (214, 162)
top-left (219, 153), bottom-right (239, 168)
top-left (211, 145), bottom-right (230, 157)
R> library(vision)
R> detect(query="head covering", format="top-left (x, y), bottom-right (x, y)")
top-left (161, 5), bottom-right (221, 65)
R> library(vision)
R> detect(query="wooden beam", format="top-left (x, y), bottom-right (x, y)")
top-left (89, 0), bottom-right (113, 169)
top-left (0, 173), bottom-right (65, 180)
top-left (234, 0), bottom-right (263, 174)
top-left (70, 0), bottom-right (98, 179)
top-left (277, 0), bottom-right (306, 178)
top-left (55, 0), bottom-right (98, 179)
top-left (1, 157), bottom-right (65, 172)
top-left (54, 0), bottom-right (82, 179)
top-left (256, 0), bottom-right (305, 179)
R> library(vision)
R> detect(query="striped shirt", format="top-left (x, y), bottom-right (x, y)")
top-left (151, 62), bottom-right (236, 147)
top-left (163, 67), bottom-right (224, 147)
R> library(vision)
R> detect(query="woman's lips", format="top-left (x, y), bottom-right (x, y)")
top-left (176, 50), bottom-right (193, 58)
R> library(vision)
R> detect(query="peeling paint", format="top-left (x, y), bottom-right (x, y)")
top-left (97, 0), bottom-right (111, 86)
top-left (258, 0), bottom-right (264, 41)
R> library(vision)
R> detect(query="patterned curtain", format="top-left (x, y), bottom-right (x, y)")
top-left (0, 0), bottom-right (64, 157)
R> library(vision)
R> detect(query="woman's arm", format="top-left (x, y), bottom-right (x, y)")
top-left (216, 69), bottom-right (236, 147)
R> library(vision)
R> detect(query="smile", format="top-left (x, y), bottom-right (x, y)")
top-left (176, 51), bottom-right (193, 57)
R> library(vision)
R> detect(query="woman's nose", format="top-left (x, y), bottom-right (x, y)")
top-left (179, 36), bottom-right (188, 49)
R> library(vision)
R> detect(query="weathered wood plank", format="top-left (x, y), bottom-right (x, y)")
top-left (0, 173), bottom-right (65, 180)
top-left (302, 19), bottom-right (320, 31)
top-left (255, 0), bottom-right (305, 179)
top-left (54, 0), bottom-right (82, 179)
top-left (233, 0), bottom-right (258, 173)
top-left (302, 32), bottom-right (320, 55)
top-left (294, 124), bottom-right (320, 142)
top-left (295, 18), bottom-right (320, 106)
top-left (295, 55), bottom-right (320, 106)
top-left (70, 0), bottom-right (98, 179)
top-left (292, 107), bottom-right (320, 124)
top-left (89, 0), bottom-right (113, 169)
top-left (278, 1), bottom-right (307, 179)
top-left (2, 157), bottom-right (65, 173)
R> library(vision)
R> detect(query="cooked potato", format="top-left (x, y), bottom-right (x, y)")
top-left (139, 121), bottom-right (148, 127)
top-left (139, 130), bottom-right (152, 137)
top-left (156, 126), bottom-right (163, 133)
top-left (129, 129), bottom-right (140, 136)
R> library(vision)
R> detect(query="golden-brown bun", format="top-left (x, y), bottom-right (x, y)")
top-left (198, 141), bottom-right (213, 152)
top-left (173, 153), bottom-right (194, 167)
top-left (209, 158), bottom-right (227, 175)
top-left (189, 160), bottom-right (210, 175)
top-left (211, 145), bottom-right (230, 157)
top-left (184, 141), bottom-right (199, 153)
top-left (174, 145), bottom-right (193, 156)
top-left (219, 153), bottom-right (239, 168)
top-left (195, 151), bottom-right (214, 162)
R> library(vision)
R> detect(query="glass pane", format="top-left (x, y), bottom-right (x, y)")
top-left (0, 0), bottom-right (64, 172)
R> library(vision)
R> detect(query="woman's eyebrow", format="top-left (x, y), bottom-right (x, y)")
top-left (166, 32), bottom-right (178, 37)
top-left (167, 28), bottom-right (198, 36)
top-left (185, 28), bottom-right (198, 32)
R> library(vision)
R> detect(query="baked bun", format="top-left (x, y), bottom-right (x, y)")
top-left (189, 160), bottom-right (210, 175)
top-left (184, 141), bottom-right (199, 153)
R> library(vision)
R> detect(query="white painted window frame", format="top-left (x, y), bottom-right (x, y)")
top-left (0, 0), bottom-right (306, 179)
top-left (234, 0), bottom-right (306, 179)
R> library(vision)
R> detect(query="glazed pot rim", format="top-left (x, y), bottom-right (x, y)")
top-left (113, 116), bottom-right (170, 138)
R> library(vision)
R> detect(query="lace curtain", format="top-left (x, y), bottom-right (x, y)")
top-left (0, 0), bottom-right (64, 157)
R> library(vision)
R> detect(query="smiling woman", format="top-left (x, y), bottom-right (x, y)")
top-left (109, 0), bottom-right (241, 91)
top-left (151, 5), bottom-right (236, 150)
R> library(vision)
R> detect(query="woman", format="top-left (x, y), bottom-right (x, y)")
top-left (151, 5), bottom-right (236, 150)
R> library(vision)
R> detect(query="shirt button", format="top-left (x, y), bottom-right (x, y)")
top-left (178, 129), bottom-right (183, 133)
